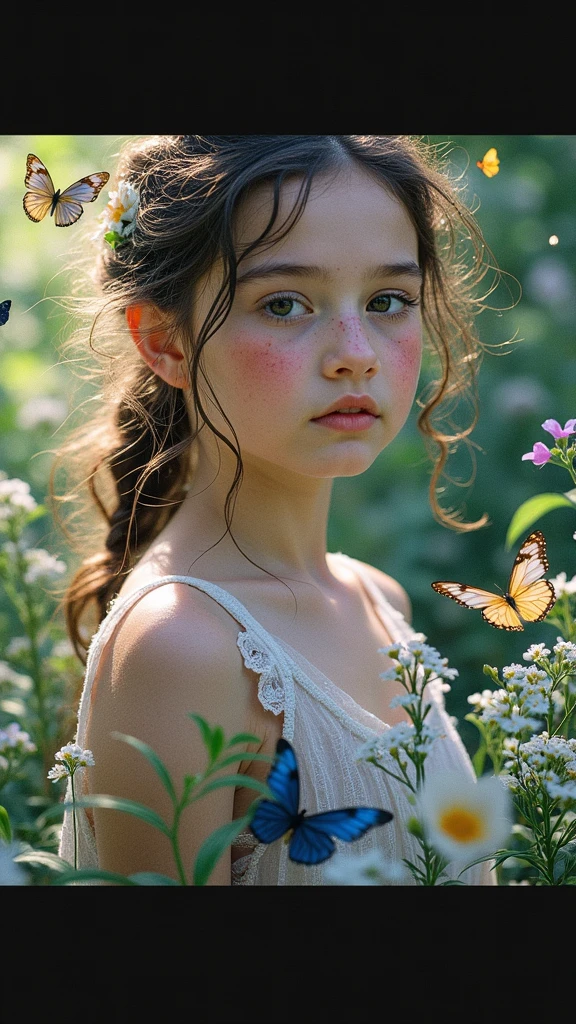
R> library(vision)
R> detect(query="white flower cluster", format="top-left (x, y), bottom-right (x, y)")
top-left (468, 669), bottom-right (553, 736)
top-left (323, 848), bottom-right (409, 885)
top-left (2, 542), bottom-right (66, 584)
top-left (358, 719), bottom-right (445, 770)
top-left (0, 722), bottom-right (36, 770)
top-left (47, 742), bottom-right (95, 782)
top-left (468, 640), bottom-right (576, 735)
top-left (501, 732), bottom-right (576, 808)
top-left (0, 475), bottom-right (37, 520)
top-left (379, 635), bottom-right (458, 682)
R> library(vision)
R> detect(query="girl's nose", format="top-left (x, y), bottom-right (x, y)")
top-left (321, 317), bottom-right (380, 379)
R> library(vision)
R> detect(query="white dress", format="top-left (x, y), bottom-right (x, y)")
top-left (59, 552), bottom-right (495, 885)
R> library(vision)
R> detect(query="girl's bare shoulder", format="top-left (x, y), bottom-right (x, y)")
top-left (97, 580), bottom-right (257, 734)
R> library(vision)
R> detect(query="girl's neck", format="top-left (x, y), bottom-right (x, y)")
top-left (153, 439), bottom-right (337, 586)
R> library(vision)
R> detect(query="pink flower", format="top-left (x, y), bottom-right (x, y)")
top-left (542, 418), bottom-right (576, 439)
top-left (522, 442), bottom-right (552, 466)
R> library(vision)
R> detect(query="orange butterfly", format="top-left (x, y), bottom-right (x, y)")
top-left (431, 530), bottom-right (556, 630)
top-left (476, 147), bottom-right (500, 178)
top-left (23, 153), bottom-right (109, 227)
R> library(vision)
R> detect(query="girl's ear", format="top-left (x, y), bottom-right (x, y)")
top-left (126, 303), bottom-right (189, 389)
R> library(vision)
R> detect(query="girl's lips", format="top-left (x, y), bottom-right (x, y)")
top-left (311, 412), bottom-right (378, 431)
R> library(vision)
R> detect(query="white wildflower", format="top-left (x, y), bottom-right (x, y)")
top-left (19, 547), bottom-right (67, 584)
top-left (323, 849), bottom-right (408, 885)
top-left (101, 180), bottom-right (139, 240)
top-left (467, 689), bottom-right (496, 710)
top-left (416, 771), bottom-right (513, 865)
top-left (523, 644), bottom-right (551, 663)
top-left (0, 723), bottom-right (36, 754)
top-left (0, 477), bottom-right (37, 520)
top-left (48, 742), bottom-right (95, 782)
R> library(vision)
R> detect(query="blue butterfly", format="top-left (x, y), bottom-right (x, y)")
top-left (0, 300), bottom-right (11, 326)
top-left (250, 737), bottom-right (394, 865)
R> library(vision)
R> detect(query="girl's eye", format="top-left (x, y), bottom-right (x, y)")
top-left (259, 293), bottom-right (310, 319)
top-left (368, 293), bottom-right (418, 315)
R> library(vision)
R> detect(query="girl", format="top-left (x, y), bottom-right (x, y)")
top-left (53, 135), bottom-right (503, 885)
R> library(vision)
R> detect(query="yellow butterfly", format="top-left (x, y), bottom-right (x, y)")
top-left (431, 530), bottom-right (556, 630)
top-left (476, 147), bottom-right (500, 178)
top-left (23, 153), bottom-right (110, 227)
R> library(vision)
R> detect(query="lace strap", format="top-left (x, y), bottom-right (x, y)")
top-left (75, 574), bottom-right (298, 750)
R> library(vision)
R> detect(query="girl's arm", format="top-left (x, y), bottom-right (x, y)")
top-left (85, 584), bottom-right (260, 885)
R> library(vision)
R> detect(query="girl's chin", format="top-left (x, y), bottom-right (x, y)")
top-left (303, 451), bottom-right (384, 478)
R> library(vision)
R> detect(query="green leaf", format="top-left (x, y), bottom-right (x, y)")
top-left (193, 774), bottom-right (275, 801)
top-left (225, 731), bottom-right (263, 747)
top-left (128, 872), bottom-right (182, 885)
top-left (0, 805), bottom-right (12, 843)
top-left (192, 812), bottom-right (253, 886)
top-left (52, 868), bottom-right (140, 885)
top-left (506, 492), bottom-right (576, 548)
top-left (188, 713), bottom-right (213, 748)
top-left (211, 751), bottom-right (275, 772)
top-left (111, 732), bottom-right (177, 802)
top-left (209, 725), bottom-right (225, 762)
top-left (14, 850), bottom-right (71, 873)
top-left (553, 840), bottom-right (576, 881)
top-left (103, 231), bottom-right (125, 250)
top-left (60, 795), bottom-right (171, 836)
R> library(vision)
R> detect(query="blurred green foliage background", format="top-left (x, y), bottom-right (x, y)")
top-left (1, 134), bottom-right (575, 757)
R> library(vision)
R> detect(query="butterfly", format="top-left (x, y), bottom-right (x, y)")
top-left (476, 147), bottom-right (500, 178)
top-left (0, 299), bottom-right (11, 326)
top-left (250, 737), bottom-right (393, 864)
top-left (431, 530), bottom-right (556, 631)
top-left (23, 154), bottom-right (110, 227)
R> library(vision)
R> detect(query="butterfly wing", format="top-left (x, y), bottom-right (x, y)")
top-left (506, 530), bottom-right (556, 623)
top-left (288, 807), bottom-right (394, 865)
top-left (249, 737), bottom-right (300, 844)
top-left (0, 300), bottom-right (11, 326)
top-left (249, 797), bottom-right (296, 845)
top-left (431, 581), bottom-right (523, 630)
top-left (54, 171), bottom-right (110, 227)
top-left (23, 153), bottom-right (56, 222)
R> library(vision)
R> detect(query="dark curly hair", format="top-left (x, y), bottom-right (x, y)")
top-left (47, 134), bottom-right (512, 663)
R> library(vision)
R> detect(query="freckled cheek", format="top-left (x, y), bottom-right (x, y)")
top-left (228, 339), bottom-right (306, 406)
top-left (387, 330), bottom-right (423, 391)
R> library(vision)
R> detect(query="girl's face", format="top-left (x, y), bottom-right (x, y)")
top-left (193, 162), bottom-right (423, 480)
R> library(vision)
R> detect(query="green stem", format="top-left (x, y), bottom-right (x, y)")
top-left (169, 803), bottom-right (188, 885)
top-left (71, 772), bottom-right (78, 872)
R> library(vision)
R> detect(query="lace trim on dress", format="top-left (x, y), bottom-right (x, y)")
top-left (237, 628), bottom-right (285, 715)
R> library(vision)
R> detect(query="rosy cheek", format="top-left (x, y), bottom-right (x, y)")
top-left (389, 329), bottom-right (422, 386)
top-left (231, 338), bottom-right (306, 403)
